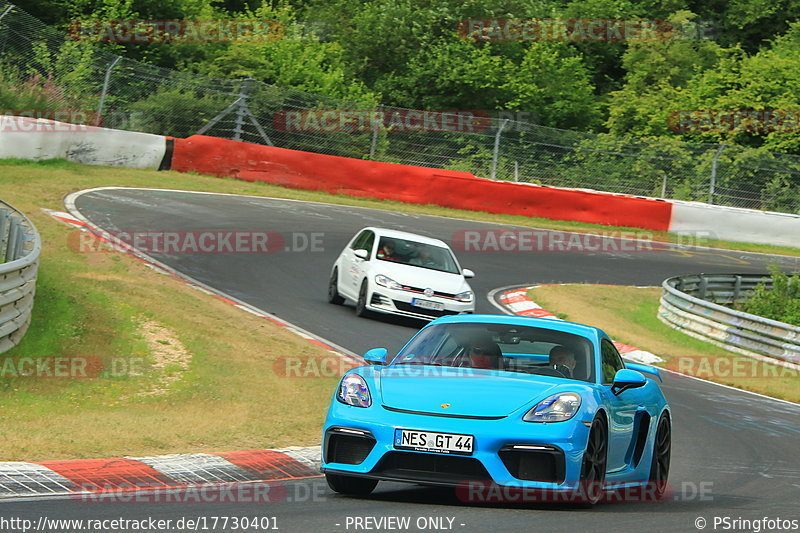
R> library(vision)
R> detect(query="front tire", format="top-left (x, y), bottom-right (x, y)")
top-left (355, 280), bottom-right (371, 317)
top-left (578, 413), bottom-right (608, 505)
top-left (647, 413), bottom-right (671, 501)
top-left (325, 473), bottom-right (378, 496)
top-left (328, 268), bottom-right (345, 305)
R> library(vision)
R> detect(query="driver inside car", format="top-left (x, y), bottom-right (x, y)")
top-left (463, 340), bottom-right (504, 370)
top-left (549, 345), bottom-right (576, 378)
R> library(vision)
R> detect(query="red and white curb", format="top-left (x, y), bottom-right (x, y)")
top-left (496, 286), bottom-right (664, 365)
top-left (0, 447), bottom-right (321, 499)
top-left (43, 206), bottom-right (360, 366)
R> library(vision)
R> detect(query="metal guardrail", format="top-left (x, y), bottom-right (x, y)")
top-left (658, 273), bottom-right (800, 367)
top-left (0, 200), bottom-right (40, 354)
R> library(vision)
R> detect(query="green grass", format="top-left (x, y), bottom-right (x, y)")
top-left (1, 157), bottom-right (797, 460)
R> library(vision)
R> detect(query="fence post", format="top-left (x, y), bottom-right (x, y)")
top-left (709, 144), bottom-right (726, 204)
top-left (661, 175), bottom-right (667, 198)
top-left (369, 104), bottom-right (383, 160)
top-left (232, 78), bottom-right (252, 142)
top-left (491, 119), bottom-right (509, 180)
top-left (96, 55), bottom-right (122, 125)
top-left (0, 4), bottom-right (13, 22)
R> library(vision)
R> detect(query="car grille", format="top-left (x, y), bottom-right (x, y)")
top-left (325, 433), bottom-right (375, 465)
top-left (373, 451), bottom-right (491, 484)
top-left (392, 301), bottom-right (460, 318)
top-left (498, 446), bottom-right (565, 483)
top-left (399, 285), bottom-right (457, 299)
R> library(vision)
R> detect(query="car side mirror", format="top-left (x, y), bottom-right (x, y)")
top-left (354, 249), bottom-right (369, 260)
top-left (611, 368), bottom-right (647, 396)
top-left (363, 347), bottom-right (388, 365)
top-left (462, 268), bottom-right (475, 279)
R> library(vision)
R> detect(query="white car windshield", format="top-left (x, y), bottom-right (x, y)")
top-left (376, 237), bottom-right (460, 274)
top-left (391, 322), bottom-right (595, 382)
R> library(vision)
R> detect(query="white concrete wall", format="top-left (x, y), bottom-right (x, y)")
top-left (0, 116), bottom-right (166, 169)
top-left (669, 200), bottom-right (800, 248)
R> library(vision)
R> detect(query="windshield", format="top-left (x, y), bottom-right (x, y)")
top-left (376, 236), bottom-right (460, 274)
top-left (391, 322), bottom-right (595, 382)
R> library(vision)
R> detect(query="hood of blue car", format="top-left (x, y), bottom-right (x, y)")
top-left (377, 367), bottom-right (561, 417)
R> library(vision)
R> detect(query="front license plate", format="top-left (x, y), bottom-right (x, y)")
top-left (411, 298), bottom-right (445, 311)
top-left (394, 429), bottom-right (474, 455)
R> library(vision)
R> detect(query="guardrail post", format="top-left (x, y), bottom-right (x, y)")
top-left (698, 274), bottom-right (707, 300)
top-left (5, 215), bottom-right (20, 262)
top-left (733, 275), bottom-right (742, 302)
top-left (0, 208), bottom-right (8, 257)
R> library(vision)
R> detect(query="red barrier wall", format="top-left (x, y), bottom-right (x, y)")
top-left (170, 135), bottom-right (672, 231)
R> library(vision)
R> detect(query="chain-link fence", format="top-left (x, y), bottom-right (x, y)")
top-left (1, 0), bottom-right (799, 214)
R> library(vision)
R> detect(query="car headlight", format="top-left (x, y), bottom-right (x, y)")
top-left (375, 274), bottom-right (402, 290)
top-left (523, 393), bottom-right (581, 422)
top-left (337, 374), bottom-right (372, 407)
top-left (454, 290), bottom-right (473, 303)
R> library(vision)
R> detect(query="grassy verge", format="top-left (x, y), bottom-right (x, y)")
top-left (1, 158), bottom-right (798, 460)
top-left (528, 284), bottom-right (799, 403)
top-left (0, 160), bottom-right (352, 460)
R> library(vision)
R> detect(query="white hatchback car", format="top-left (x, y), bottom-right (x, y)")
top-left (328, 227), bottom-right (475, 320)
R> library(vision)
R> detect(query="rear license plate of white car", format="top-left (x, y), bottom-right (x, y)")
top-left (411, 298), bottom-right (444, 311)
top-left (394, 429), bottom-right (474, 455)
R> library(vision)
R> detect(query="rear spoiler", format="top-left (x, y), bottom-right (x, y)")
top-left (624, 361), bottom-right (662, 382)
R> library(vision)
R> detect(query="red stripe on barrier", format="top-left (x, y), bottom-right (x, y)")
top-left (37, 458), bottom-right (176, 492)
top-left (613, 341), bottom-right (638, 354)
top-left (170, 136), bottom-right (673, 231)
top-left (215, 450), bottom-right (318, 480)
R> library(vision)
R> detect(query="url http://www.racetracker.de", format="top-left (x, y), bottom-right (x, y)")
top-left (0, 515), bottom-right (280, 532)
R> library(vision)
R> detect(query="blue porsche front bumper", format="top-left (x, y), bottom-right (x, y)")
top-left (321, 399), bottom-right (593, 492)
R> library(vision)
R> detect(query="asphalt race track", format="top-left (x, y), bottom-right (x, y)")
top-left (3, 187), bottom-right (799, 533)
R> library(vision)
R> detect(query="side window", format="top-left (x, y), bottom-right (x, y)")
top-left (601, 339), bottom-right (625, 384)
top-left (350, 230), bottom-right (370, 251)
top-left (361, 232), bottom-right (375, 260)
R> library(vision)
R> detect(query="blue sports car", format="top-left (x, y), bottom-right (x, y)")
top-left (321, 314), bottom-right (671, 505)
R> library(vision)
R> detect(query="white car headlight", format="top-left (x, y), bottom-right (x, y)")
top-left (375, 274), bottom-right (402, 290)
top-left (337, 374), bottom-right (372, 408)
top-left (523, 393), bottom-right (581, 422)
top-left (454, 290), bottom-right (473, 302)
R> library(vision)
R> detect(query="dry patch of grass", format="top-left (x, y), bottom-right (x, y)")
top-left (529, 284), bottom-right (800, 403)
